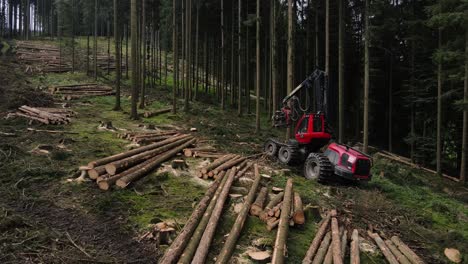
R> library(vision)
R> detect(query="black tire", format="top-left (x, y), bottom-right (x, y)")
top-left (264, 140), bottom-right (278, 157)
top-left (304, 153), bottom-right (333, 180)
top-left (278, 145), bottom-right (299, 165)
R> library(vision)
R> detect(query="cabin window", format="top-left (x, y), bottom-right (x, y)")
top-left (298, 117), bottom-right (309, 134)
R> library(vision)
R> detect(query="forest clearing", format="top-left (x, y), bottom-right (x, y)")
top-left (0, 0), bottom-right (467, 263)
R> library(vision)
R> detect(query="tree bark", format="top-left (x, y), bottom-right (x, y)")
top-left (250, 186), bottom-right (268, 216)
top-left (191, 168), bottom-right (237, 264)
top-left (271, 0), bottom-right (277, 123)
top-left (286, 0), bottom-right (294, 139)
top-left (172, 0), bottom-right (178, 113)
top-left (94, 0), bottom-right (98, 80)
top-left (88, 165), bottom-right (106, 180)
top-left (201, 154), bottom-right (235, 174)
top-left (338, 0), bottom-right (344, 142)
top-left (216, 164), bottom-right (261, 263)
top-left (437, 25), bottom-right (442, 174)
top-left (461, 28), bottom-right (468, 183)
top-left (213, 156), bottom-right (245, 175)
top-left (237, 0), bottom-right (242, 116)
top-left (390, 236), bottom-right (425, 264)
top-left (130, 0), bottom-right (138, 119)
top-left (363, 0), bottom-right (370, 153)
top-left (139, 0), bottom-right (146, 109)
top-left (350, 229), bottom-right (360, 264)
top-left (341, 229), bottom-right (347, 259)
top-left (311, 232), bottom-right (331, 264)
top-left (331, 217), bottom-right (343, 264)
top-left (323, 242), bottom-right (333, 264)
top-left (385, 240), bottom-right (412, 264)
top-left (303, 213), bottom-right (331, 263)
top-left (292, 192), bottom-right (305, 224)
top-left (255, 0), bottom-right (261, 133)
top-left (159, 171), bottom-right (227, 264)
top-left (271, 178), bottom-right (293, 264)
top-left (368, 232), bottom-right (399, 264)
top-left (113, 0), bottom-right (122, 111)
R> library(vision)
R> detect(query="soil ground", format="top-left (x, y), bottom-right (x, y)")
top-left (1, 39), bottom-right (467, 263)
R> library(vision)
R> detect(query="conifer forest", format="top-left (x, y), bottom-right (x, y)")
top-left (0, 0), bottom-right (467, 263)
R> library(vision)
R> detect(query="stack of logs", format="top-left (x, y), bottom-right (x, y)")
top-left (16, 41), bottom-right (71, 73)
top-left (118, 130), bottom-right (182, 145)
top-left (159, 164), bottom-right (264, 264)
top-left (11, 105), bottom-right (74, 125)
top-left (196, 154), bottom-right (251, 180)
top-left (82, 134), bottom-right (196, 190)
top-left (251, 188), bottom-right (305, 231)
top-left (183, 146), bottom-right (222, 159)
top-left (49, 83), bottom-right (115, 100)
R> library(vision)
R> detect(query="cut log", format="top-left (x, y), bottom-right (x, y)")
top-left (158, 170), bottom-right (227, 264)
top-left (201, 154), bottom-right (235, 174)
top-left (341, 229), bottom-right (348, 259)
top-left (215, 164), bottom-right (261, 264)
top-left (271, 178), bottom-right (293, 264)
top-left (303, 213), bottom-right (331, 263)
top-left (265, 192), bottom-right (284, 210)
top-left (350, 229), bottom-right (360, 264)
top-left (311, 232), bottom-right (332, 264)
top-left (250, 187), bottom-right (268, 216)
top-left (385, 240), bottom-right (412, 264)
top-left (88, 166), bottom-right (106, 180)
top-left (87, 134), bottom-right (190, 168)
top-left (184, 146), bottom-right (216, 157)
top-left (171, 159), bottom-right (187, 169)
top-left (105, 136), bottom-right (192, 175)
top-left (178, 171), bottom-right (228, 264)
top-left (235, 162), bottom-right (253, 180)
top-left (331, 217), bottom-right (343, 264)
top-left (368, 231), bottom-right (399, 264)
top-left (191, 168), bottom-right (237, 264)
top-left (323, 242), bottom-right (333, 264)
top-left (193, 152), bottom-right (223, 159)
top-left (247, 251), bottom-right (271, 262)
top-left (292, 192), bottom-right (305, 225)
top-left (266, 218), bottom-right (280, 231)
top-left (390, 236), bottom-right (425, 264)
top-left (213, 156), bottom-right (245, 175)
top-left (143, 108), bottom-right (172, 118)
top-left (116, 139), bottom-right (196, 188)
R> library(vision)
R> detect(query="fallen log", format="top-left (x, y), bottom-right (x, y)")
top-left (390, 236), bottom-right (425, 264)
top-left (215, 164), bottom-right (261, 264)
top-left (115, 138), bottom-right (196, 188)
top-left (368, 231), bottom-right (399, 264)
top-left (271, 178), bottom-right (293, 264)
top-left (341, 229), bottom-right (348, 259)
top-left (311, 232), bottom-right (332, 264)
top-left (350, 229), bottom-right (360, 264)
top-left (265, 192), bottom-right (284, 211)
top-left (88, 166), bottom-right (107, 180)
top-left (385, 240), bottom-right (412, 264)
top-left (293, 192), bottom-right (305, 225)
top-left (105, 136), bottom-right (192, 175)
top-left (178, 171), bottom-right (228, 264)
top-left (323, 242), bottom-right (333, 264)
top-left (303, 213), bottom-right (331, 263)
top-left (143, 108), bottom-right (172, 118)
top-left (158, 170), bottom-right (228, 264)
top-left (191, 168), bottom-right (237, 264)
top-left (331, 217), bottom-right (343, 264)
top-left (201, 154), bottom-right (235, 174)
top-left (193, 152), bottom-right (223, 159)
top-left (87, 134), bottom-right (190, 168)
top-left (250, 187), bottom-right (268, 216)
top-left (212, 155), bottom-right (245, 175)
top-left (234, 162), bottom-right (253, 180)
top-left (184, 147), bottom-right (216, 157)
top-left (266, 218), bottom-right (280, 231)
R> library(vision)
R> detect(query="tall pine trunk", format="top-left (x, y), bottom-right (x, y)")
top-left (271, 0), bottom-right (277, 122)
top-left (220, 0), bottom-right (225, 109)
top-left (238, 0), bottom-right (242, 116)
top-left (338, 0), bottom-right (344, 143)
top-left (139, 0), bottom-right (146, 109)
top-left (363, 0), bottom-right (370, 153)
top-left (255, 0), bottom-right (260, 133)
top-left (130, 0), bottom-right (138, 119)
top-left (94, 0), bottom-right (98, 81)
top-left (461, 29), bottom-right (468, 183)
top-left (113, 0), bottom-right (122, 111)
top-left (436, 25), bottom-right (442, 175)
top-left (325, 0), bottom-right (329, 75)
top-left (286, 0), bottom-right (294, 138)
top-left (172, 0), bottom-right (178, 113)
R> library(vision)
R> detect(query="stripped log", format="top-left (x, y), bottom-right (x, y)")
top-left (184, 146), bottom-right (216, 157)
top-left (250, 187), bottom-right (268, 216)
top-left (143, 108), bottom-right (172, 118)
top-left (87, 134), bottom-right (190, 168)
top-left (341, 229), bottom-right (348, 259)
top-left (331, 217), bottom-right (343, 264)
top-left (311, 232), bottom-right (332, 264)
top-left (385, 240), bottom-right (412, 264)
top-left (323, 242), bottom-right (333, 264)
top-left (235, 162), bottom-right (253, 180)
top-left (265, 192), bottom-right (284, 211)
top-left (178, 171), bottom-right (228, 264)
top-left (368, 231), bottom-right (399, 264)
top-left (390, 236), bottom-right (425, 264)
top-left (191, 168), bottom-right (237, 264)
top-left (350, 229), bottom-right (360, 264)
top-left (158, 171), bottom-right (228, 264)
top-left (271, 178), bottom-right (293, 264)
top-left (215, 165), bottom-right (261, 264)
top-left (105, 137), bottom-right (192, 175)
top-left (201, 155), bottom-right (235, 174)
top-left (115, 139), bottom-right (196, 188)
top-left (292, 192), bottom-right (305, 225)
top-left (212, 156), bottom-right (245, 175)
top-left (303, 213), bottom-right (331, 263)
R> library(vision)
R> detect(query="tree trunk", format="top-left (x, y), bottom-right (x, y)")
top-left (390, 236), bottom-right (425, 264)
top-left (250, 186), bottom-right (268, 216)
top-left (130, 0), bottom-right (138, 119)
top-left (94, 0), bottom-right (98, 80)
top-left (350, 229), bottom-right (360, 264)
top-left (325, 0), bottom-right (329, 76)
top-left (331, 217), bottom-right (343, 264)
top-left (193, 3), bottom-right (199, 101)
top-left (363, 0), bottom-right (370, 153)
top-left (338, 0), bottom-right (344, 142)
top-left (303, 213), bottom-right (331, 263)
top-left (139, 0), bottom-right (146, 109)
top-left (311, 232), bottom-right (332, 264)
top-left (216, 164), bottom-right (261, 263)
top-left (172, 0), bottom-right (178, 113)
top-left (159, 171), bottom-right (228, 264)
top-left (271, 178), bottom-right (293, 264)
top-left (220, 0), bottom-right (225, 110)
top-left (237, 0), bottom-right (242, 116)
top-left (436, 26), bottom-right (442, 175)
top-left (271, 0), bottom-right (277, 122)
top-left (385, 240), bottom-right (412, 264)
top-left (177, 170), bottom-right (228, 264)
top-left (286, 0), bottom-right (294, 139)
top-left (201, 154), bottom-right (235, 174)
top-left (113, 0), bottom-right (121, 111)
top-left (341, 229), bottom-right (348, 259)
top-left (461, 29), bottom-right (468, 183)
top-left (292, 192), bottom-right (304, 224)
top-left (255, 0), bottom-right (261, 133)
top-left (368, 232), bottom-right (399, 264)
top-left (191, 168), bottom-right (237, 264)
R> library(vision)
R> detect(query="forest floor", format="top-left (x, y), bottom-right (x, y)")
top-left (0, 39), bottom-right (467, 264)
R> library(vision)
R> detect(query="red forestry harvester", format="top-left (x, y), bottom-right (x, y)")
top-left (264, 69), bottom-right (372, 182)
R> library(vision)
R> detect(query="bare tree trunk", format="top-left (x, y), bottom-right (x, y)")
top-left (363, 0), bottom-right (370, 153)
top-left (220, 0), bottom-right (225, 109)
top-left (255, 0), bottom-right (260, 133)
top-left (237, 0), bottom-right (242, 116)
top-left (461, 29), bottom-right (468, 183)
top-left (325, 0), bottom-right (329, 75)
top-left (436, 24), bottom-right (442, 175)
top-left (193, 3), bottom-right (199, 101)
top-left (130, 0), bottom-right (138, 119)
top-left (139, 0), bottom-right (146, 109)
top-left (286, 0), bottom-right (294, 138)
top-left (94, 0), bottom-right (98, 80)
top-left (338, 0), bottom-right (344, 143)
top-left (172, 0), bottom-right (178, 113)
top-left (113, 0), bottom-right (122, 111)
top-left (271, 0), bottom-right (277, 122)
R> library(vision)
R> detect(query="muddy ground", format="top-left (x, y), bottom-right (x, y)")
top-left (1, 39), bottom-right (467, 264)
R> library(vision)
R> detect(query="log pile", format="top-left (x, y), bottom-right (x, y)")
top-left (117, 130), bottom-right (181, 144)
top-left (196, 154), bottom-right (250, 179)
top-left (16, 41), bottom-right (72, 73)
top-left (80, 134), bottom-right (196, 190)
top-left (49, 83), bottom-right (115, 100)
top-left (11, 105), bottom-right (74, 124)
top-left (183, 146), bottom-right (222, 158)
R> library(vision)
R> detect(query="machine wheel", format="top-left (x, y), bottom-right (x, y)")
top-left (278, 145), bottom-right (300, 165)
top-left (304, 153), bottom-right (333, 180)
top-left (264, 139), bottom-right (279, 157)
